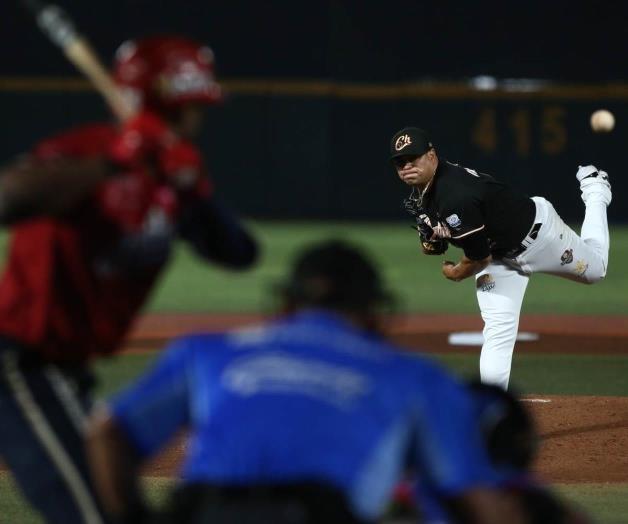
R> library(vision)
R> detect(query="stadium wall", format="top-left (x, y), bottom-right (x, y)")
top-left (0, 84), bottom-right (626, 221)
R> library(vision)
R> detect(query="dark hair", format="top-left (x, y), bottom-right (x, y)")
top-left (279, 240), bottom-right (392, 313)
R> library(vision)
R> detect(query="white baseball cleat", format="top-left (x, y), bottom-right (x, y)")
top-left (576, 165), bottom-right (612, 205)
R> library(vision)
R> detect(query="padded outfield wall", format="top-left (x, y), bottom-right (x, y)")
top-left (1, 0), bottom-right (627, 221)
top-left (1, 82), bottom-right (627, 222)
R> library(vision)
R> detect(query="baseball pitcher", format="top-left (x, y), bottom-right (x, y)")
top-left (391, 127), bottom-right (611, 390)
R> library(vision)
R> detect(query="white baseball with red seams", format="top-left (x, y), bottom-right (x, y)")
top-left (476, 166), bottom-right (611, 389)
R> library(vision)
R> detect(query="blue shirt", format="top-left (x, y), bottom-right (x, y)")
top-left (111, 310), bottom-right (497, 520)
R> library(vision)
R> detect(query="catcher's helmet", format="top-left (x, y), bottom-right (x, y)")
top-left (113, 36), bottom-right (223, 112)
top-left (278, 240), bottom-right (391, 311)
top-left (278, 240), bottom-right (392, 312)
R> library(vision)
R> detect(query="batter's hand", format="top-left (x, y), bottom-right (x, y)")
top-left (158, 141), bottom-right (211, 197)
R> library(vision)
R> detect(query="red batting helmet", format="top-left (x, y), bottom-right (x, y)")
top-left (113, 36), bottom-right (223, 112)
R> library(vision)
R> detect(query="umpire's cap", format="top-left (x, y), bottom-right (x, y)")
top-left (390, 127), bottom-right (434, 159)
top-left (278, 240), bottom-right (392, 311)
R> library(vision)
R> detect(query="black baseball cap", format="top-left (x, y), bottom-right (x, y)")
top-left (390, 127), bottom-right (434, 159)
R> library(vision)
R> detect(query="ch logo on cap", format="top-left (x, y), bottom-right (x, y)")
top-left (395, 134), bottom-right (412, 151)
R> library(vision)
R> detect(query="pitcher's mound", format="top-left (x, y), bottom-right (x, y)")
top-left (529, 395), bottom-right (628, 483)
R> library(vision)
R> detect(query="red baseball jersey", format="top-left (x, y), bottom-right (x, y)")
top-left (0, 124), bottom-right (186, 363)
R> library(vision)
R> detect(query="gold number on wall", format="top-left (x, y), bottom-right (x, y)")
top-left (509, 109), bottom-right (531, 157)
top-left (472, 106), bottom-right (567, 157)
top-left (541, 106), bottom-right (567, 155)
top-left (471, 108), bottom-right (497, 154)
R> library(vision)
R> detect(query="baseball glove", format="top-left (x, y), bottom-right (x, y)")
top-left (403, 195), bottom-right (448, 255)
top-left (419, 236), bottom-right (448, 255)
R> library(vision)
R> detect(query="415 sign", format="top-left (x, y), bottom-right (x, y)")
top-left (471, 106), bottom-right (567, 157)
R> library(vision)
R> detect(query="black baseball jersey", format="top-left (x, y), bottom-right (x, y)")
top-left (412, 160), bottom-right (535, 260)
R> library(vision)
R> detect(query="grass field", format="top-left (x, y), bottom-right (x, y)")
top-left (146, 222), bottom-right (628, 314)
top-left (0, 222), bottom-right (627, 522)
top-left (1, 222), bottom-right (627, 314)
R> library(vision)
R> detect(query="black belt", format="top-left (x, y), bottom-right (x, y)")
top-left (503, 222), bottom-right (542, 259)
top-left (160, 482), bottom-right (369, 524)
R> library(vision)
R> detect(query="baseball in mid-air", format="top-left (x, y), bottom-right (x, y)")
top-left (590, 109), bottom-right (615, 133)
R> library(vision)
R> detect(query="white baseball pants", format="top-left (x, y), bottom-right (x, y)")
top-left (476, 194), bottom-right (610, 389)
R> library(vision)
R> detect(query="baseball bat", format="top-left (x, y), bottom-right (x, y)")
top-left (22, 0), bottom-right (134, 121)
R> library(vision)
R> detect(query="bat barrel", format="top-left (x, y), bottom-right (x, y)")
top-left (36, 4), bottom-right (79, 48)
top-left (22, 0), bottom-right (133, 121)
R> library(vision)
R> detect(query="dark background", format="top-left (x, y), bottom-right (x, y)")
top-left (1, 0), bottom-right (627, 221)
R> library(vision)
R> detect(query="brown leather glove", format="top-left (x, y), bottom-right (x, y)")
top-left (421, 238), bottom-right (449, 255)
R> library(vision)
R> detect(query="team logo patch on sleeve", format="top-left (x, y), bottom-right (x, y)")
top-left (445, 214), bottom-right (462, 229)
top-left (560, 249), bottom-right (574, 266)
top-left (476, 274), bottom-right (496, 292)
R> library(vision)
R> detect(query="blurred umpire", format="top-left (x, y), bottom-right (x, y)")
top-left (0, 36), bottom-right (257, 523)
top-left (86, 240), bottom-right (530, 524)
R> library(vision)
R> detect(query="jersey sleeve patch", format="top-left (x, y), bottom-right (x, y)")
top-left (445, 214), bottom-right (462, 229)
top-left (440, 193), bottom-right (485, 239)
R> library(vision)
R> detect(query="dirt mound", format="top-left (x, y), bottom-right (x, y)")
top-left (528, 395), bottom-right (628, 483)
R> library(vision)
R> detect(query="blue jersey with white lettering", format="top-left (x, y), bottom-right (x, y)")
top-left (111, 310), bottom-right (497, 520)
